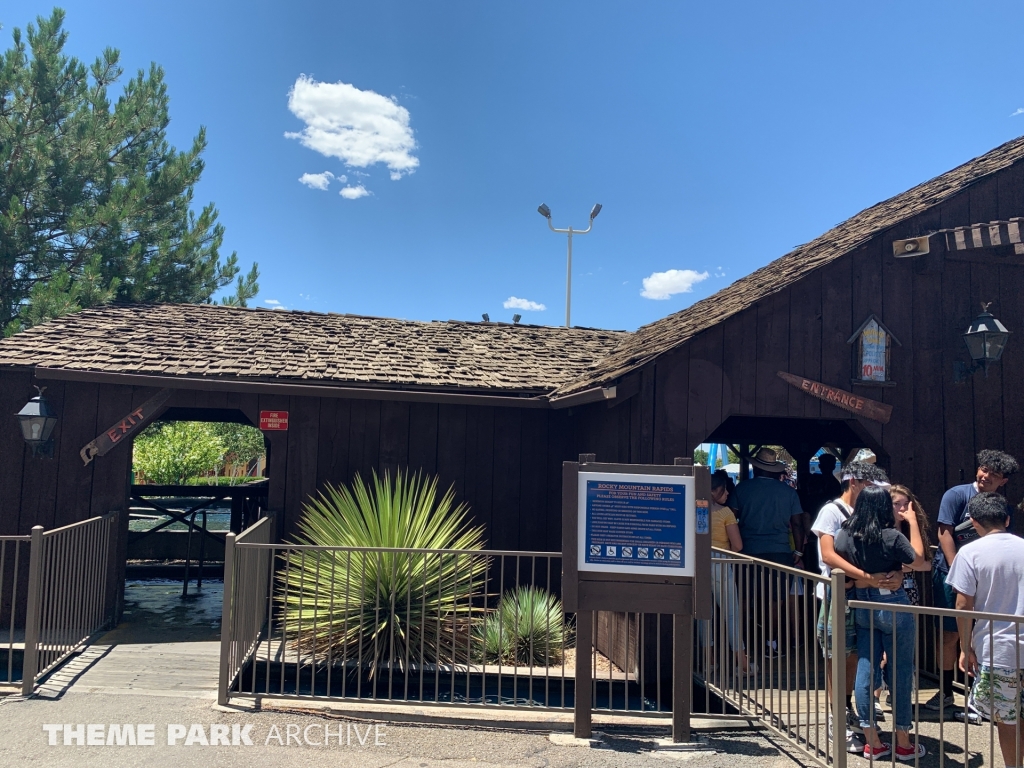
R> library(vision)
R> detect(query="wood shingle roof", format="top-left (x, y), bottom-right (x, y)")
top-left (551, 134), bottom-right (1024, 395)
top-left (0, 303), bottom-right (626, 394)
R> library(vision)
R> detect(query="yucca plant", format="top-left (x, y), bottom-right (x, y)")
top-left (280, 470), bottom-right (488, 676)
top-left (476, 586), bottom-right (572, 667)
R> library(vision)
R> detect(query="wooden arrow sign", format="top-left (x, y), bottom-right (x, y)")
top-left (777, 371), bottom-right (893, 424)
top-left (80, 388), bottom-right (174, 465)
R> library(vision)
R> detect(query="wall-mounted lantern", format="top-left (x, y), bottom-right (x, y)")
top-left (15, 386), bottom-right (58, 458)
top-left (955, 303), bottom-right (1011, 382)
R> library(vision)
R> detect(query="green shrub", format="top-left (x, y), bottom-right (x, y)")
top-left (280, 470), bottom-right (488, 676)
top-left (476, 586), bottom-right (571, 666)
top-left (132, 422), bottom-right (225, 484)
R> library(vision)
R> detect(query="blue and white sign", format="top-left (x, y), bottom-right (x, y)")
top-left (578, 472), bottom-right (696, 576)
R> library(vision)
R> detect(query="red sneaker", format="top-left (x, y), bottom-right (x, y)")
top-left (862, 742), bottom-right (891, 760)
top-left (896, 743), bottom-right (926, 761)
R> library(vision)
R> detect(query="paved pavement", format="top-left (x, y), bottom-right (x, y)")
top-left (0, 632), bottom-right (816, 768)
top-left (0, 687), bottom-right (816, 768)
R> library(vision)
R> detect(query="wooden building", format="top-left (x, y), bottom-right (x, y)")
top-left (4, 134), bottom-right (1024, 556)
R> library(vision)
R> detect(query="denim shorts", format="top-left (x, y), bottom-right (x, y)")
top-left (816, 587), bottom-right (857, 658)
top-left (931, 568), bottom-right (958, 633)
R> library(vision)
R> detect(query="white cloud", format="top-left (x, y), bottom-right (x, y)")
top-left (285, 75), bottom-right (419, 186)
top-left (1012, 108), bottom-right (1024, 117)
top-left (264, 299), bottom-right (281, 305)
top-left (298, 171), bottom-right (334, 190)
top-left (640, 269), bottom-right (710, 300)
top-left (503, 296), bottom-right (546, 311)
top-left (339, 185), bottom-right (370, 200)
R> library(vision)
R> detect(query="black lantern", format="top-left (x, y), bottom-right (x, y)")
top-left (956, 303), bottom-right (1011, 381)
top-left (15, 386), bottom-right (58, 458)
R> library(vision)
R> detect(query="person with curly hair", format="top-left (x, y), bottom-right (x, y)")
top-left (928, 450), bottom-right (1019, 712)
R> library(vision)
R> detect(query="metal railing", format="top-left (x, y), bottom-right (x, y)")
top-left (695, 551), bottom-right (833, 765)
top-left (219, 514), bottom-right (276, 704)
top-left (846, 588), bottom-right (1024, 768)
top-left (0, 535), bottom-right (30, 685)
top-left (21, 512), bottom-right (119, 694)
top-left (220, 544), bottom-right (694, 715)
top-left (220, 546), bottom-right (575, 709)
top-left (697, 550), bottom-right (1024, 768)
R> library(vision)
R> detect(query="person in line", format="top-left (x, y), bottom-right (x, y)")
top-left (890, 485), bottom-right (932, 608)
top-left (730, 447), bottom-right (808, 659)
top-left (930, 449), bottom-right (1019, 712)
top-left (947, 492), bottom-right (1024, 768)
top-left (873, 485), bottom-right (933, 706)
top-left (812, 461), bottom-right (901, 753)
top-left (707, 470), bottom-right (753, 676)
top-left (835, 486), bottom-right (930, 761)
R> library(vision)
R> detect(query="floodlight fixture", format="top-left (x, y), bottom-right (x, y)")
top-left (481, 313), bottom-right (490, 322)
top-left (536, 203), bottom-right (603, 327)
top-left (512, 314), bottom-right (522, 325)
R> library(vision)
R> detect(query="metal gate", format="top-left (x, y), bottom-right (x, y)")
top-left (20, 512), bottom-right (119, 694)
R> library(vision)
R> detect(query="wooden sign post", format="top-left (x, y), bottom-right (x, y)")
top-left (562, 454), bottom-right (711, 743)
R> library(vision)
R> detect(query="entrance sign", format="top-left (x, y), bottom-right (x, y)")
top-left (777, 371), bottom-right (893, 424)
top-left (578, 473), bottom-right (695, 576)
top-left (259, 410), bottom-right (289, 431)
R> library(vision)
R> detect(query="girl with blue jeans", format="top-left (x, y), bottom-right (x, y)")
top-left (834, 486), bottom-right (930, 761)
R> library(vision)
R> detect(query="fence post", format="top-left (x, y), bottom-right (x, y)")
top-left (21, 525), bottom-right (44, 697)
top-left (830, 569), bottom-right (847, 768)
top-left (217, 532), bottom-right (237, 706)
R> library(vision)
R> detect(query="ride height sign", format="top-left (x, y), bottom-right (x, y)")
top-left (577, 472), bottom-right (696, 577)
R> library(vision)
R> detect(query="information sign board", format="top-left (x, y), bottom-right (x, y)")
top-left (577, 472), bottom-right (695, 577)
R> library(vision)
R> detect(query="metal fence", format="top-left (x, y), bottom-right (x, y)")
top-left (219, 544), bottom-right (694, 715)
top-left (219, 545), bottom-right (573, 710)
top-left (697, 549), bottom-right (1024, 768)
top-left (219, 514), bottom-right (276, 703)
top-left (0, 535), bottom-right (31, 686)
top-left (695, 551), bottom-right (832, 764)
top-left (21, 512), bottom-right (119, 695)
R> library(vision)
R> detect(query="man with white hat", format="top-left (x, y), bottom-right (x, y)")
top-left (730, 447), bottom-right (808, 659)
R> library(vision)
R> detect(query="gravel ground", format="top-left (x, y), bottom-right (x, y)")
top-left (0, 690), bottom-right (819, 768)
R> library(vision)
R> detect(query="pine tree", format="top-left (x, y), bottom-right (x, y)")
top-left (0, 9), bottom-right (259, 335)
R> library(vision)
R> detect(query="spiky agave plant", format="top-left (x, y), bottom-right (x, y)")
top-left (476, 586), bottom-right (572, 666)
top-left (280, 470), bottom-right (488, 676)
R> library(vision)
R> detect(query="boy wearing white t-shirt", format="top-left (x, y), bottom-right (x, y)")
top-left (947, 492), bottom-right (1024, 768)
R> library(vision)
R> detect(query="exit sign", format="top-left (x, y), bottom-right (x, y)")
top-left (259, 410), bottom-right (289, 431)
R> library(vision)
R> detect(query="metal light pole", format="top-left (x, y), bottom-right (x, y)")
top-left (538, 203), bottom-right (602, 327)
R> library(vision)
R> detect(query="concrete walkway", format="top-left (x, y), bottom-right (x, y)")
top-left (0, 686), bottom-right (814, 768)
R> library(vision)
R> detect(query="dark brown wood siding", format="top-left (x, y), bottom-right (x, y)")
top-left (573, 158), bottom-right (1024, 522)
top-left (0, 375), bottom-right (583, 552)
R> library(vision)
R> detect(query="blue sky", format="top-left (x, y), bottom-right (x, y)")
top-left (9, 2), bottom-right (1024, 331)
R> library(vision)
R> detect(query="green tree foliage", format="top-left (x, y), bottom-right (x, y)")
top-left (132, 422), bottom-right (225, 485)
top-left (210, 422), bottom-right (266, 468)
top-left (1, 9), bottom-right (258, 335)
